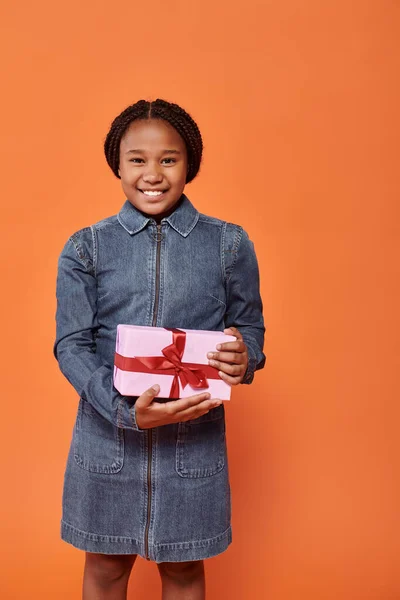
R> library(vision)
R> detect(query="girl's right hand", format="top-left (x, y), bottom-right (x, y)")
top-left (134, 385), bottom-right (222, 429)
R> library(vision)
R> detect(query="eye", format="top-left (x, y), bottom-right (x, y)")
top-left (161, 158), bottom-right (176, 164)
top-left (129, 158), bottom-right (144, 163)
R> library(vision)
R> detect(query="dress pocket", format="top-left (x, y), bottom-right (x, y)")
top-left (176, 404), bottom-right (226, 478)
top-left (73, 398), bottom-right (124, 474)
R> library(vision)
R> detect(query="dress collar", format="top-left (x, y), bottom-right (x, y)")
top-left (117, 193), bottom-right (199, 237)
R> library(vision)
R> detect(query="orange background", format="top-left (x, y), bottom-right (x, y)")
top-left (0, 1), bottom-right (399, 598)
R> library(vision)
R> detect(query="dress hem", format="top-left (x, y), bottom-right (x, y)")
top-left (61, 520), bottom-right (232, 563)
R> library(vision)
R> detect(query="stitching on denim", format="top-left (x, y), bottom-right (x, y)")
top-left (117, 213), bottom-right (133, 234)
top-left (197, 215), bottom-right (224, 227)
top-left (176, 408), bottom-right (226, 478)
top-left (221, 221), bottom-right (227, 285)
top-left (146, 230), bottom-right (154, 325)
top-left (208, 293), bottom-right (226, 308)
top-left (117, 425), bottom-right (124, 457)
top-left (177, 460), bottom-right (225, 479)
top-left (73, 400), bottom-right (124, 473)
top-left (129, 404), bottom-right (140, 431)
top-left (90, 225), bottom-right (98, 278)
top-left (62, 520), bottom-right (230, 551)
top-left (69, 235), bottom-right (88, 270)
top-left (150, 224), bottom-right (158, 323)
top-left (117, 212), bottom-right (150, 235)
top-left (73, 454), bottom-right (123, 473)
top-left (117, 398), bottom-right (122, 429)
top-left (129, 404), bottom-right (135, 428)
top-left (94, 216), bottom-right (119, 231)
top-left (62, 520), bottom-right (142, 546)
top-left (140, 427), bottom-right (148, 530)
top-left (149, 429), bottom-right (157, 553)
top-left (151, 429), bottom-right (159, 547)
top-left (69, 230), bottom-right (94, 275)
top-left (168, 210), bottom-right (199, 237)
top-left (241, 338), bottom-right (257, 383)
top-left (227, 225), bottom-right (243, 283)
top-left (155, 526), bottom-right (231, 550)
top-left (223, 224), bottom-right (243, 283)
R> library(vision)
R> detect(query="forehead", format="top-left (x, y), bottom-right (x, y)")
top-left (120, 119), bottom-right (186, 151)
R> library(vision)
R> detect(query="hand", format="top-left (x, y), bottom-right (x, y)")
top-left (207, 327), bottom-right (248, 385)
top-left (135, 385), bottom-right (222, 430)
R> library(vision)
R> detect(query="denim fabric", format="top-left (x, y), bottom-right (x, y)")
top-left (54, 194), bottom-right (265, 561)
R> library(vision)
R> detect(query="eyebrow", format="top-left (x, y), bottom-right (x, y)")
top-left (125, 149), bottom-right (182, 155)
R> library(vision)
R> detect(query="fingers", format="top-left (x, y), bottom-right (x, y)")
top-left (136, 384), bottom-right (161, 408)
top-left (161, 392), bottom-right (212, 416)
top-left (218, 370), bottom-right (242, 386)
top-left (207, 329), bottom-right (248, 381)
top-left (135, 390), bottom-right (214, 429)
top-left (207, 350), bottom-right (243, 364)
top-left (207, 346), bottom-right (248, 376)
top-left (215, 340), bottom-right (247, 353)
top-left (174, 398), bottom-right (222, 422)
top-left (223, 327), bottom-right (243, 341)
top-left (211, 360), bottom-right (244, 376)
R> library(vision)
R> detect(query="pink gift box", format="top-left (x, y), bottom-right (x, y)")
top-left (113, 325), bottom-right (236, 400)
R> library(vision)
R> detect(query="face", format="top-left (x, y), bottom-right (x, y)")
top-left (119, 119), bottom-right (188, 220)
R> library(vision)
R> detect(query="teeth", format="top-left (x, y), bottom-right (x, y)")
top-left (142, 190), bottom-right (163, 196)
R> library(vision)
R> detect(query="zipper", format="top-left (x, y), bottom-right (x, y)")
top-left (144, 222), bottom-right (163, 561)
top-left (152, 224), bottom-right (163, 328)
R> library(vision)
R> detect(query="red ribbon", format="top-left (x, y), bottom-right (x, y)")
top-left (114, 328), bottom-right (220, 398)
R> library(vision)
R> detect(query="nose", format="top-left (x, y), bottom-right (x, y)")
top-left (143, 162), bottom-right (163, 184)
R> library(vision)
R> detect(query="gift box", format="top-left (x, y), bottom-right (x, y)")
top-left (113, 325), bottom-right (236, 400)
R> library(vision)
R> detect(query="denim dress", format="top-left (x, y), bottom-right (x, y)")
top-left (54, 194), bottom-right (265, 562)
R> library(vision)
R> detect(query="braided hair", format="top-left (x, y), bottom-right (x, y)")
top-left (104, 99), bottom-right (203, 183)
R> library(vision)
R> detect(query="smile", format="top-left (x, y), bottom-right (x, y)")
top-left (139, 189), bottom-right (168, 197)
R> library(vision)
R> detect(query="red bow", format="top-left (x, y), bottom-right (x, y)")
top-left (114, 328), bottom-right (219, 398)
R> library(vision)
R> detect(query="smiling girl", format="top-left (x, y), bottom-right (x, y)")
top-left (54, 99), bottom-right (265, 600)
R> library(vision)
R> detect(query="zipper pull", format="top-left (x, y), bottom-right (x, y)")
top-left (154, 223), bottom-right (163, 242)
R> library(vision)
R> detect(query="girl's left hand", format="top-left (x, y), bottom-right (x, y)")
top-left (207, 327), bottom-right (248, 385)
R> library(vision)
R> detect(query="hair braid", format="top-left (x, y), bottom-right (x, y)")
top-left (104, 99), bottom-right (203, 183)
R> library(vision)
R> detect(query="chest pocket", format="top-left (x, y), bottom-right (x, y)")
top-left (175, 405), bottom-right (226, 478)
top-left (73, 398), bottom-right (124, 474)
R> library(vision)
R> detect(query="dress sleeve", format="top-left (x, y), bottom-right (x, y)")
top-left (54, 233), bottom-right (143, 431)
top-left (224, 225), bottom-right (266, 384)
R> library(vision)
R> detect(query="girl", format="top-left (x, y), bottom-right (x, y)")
top-left (54, 99), bottom-right (265, 600)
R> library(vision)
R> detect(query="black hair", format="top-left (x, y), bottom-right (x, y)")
top-left (104, 99), bottom-right (203, 183)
